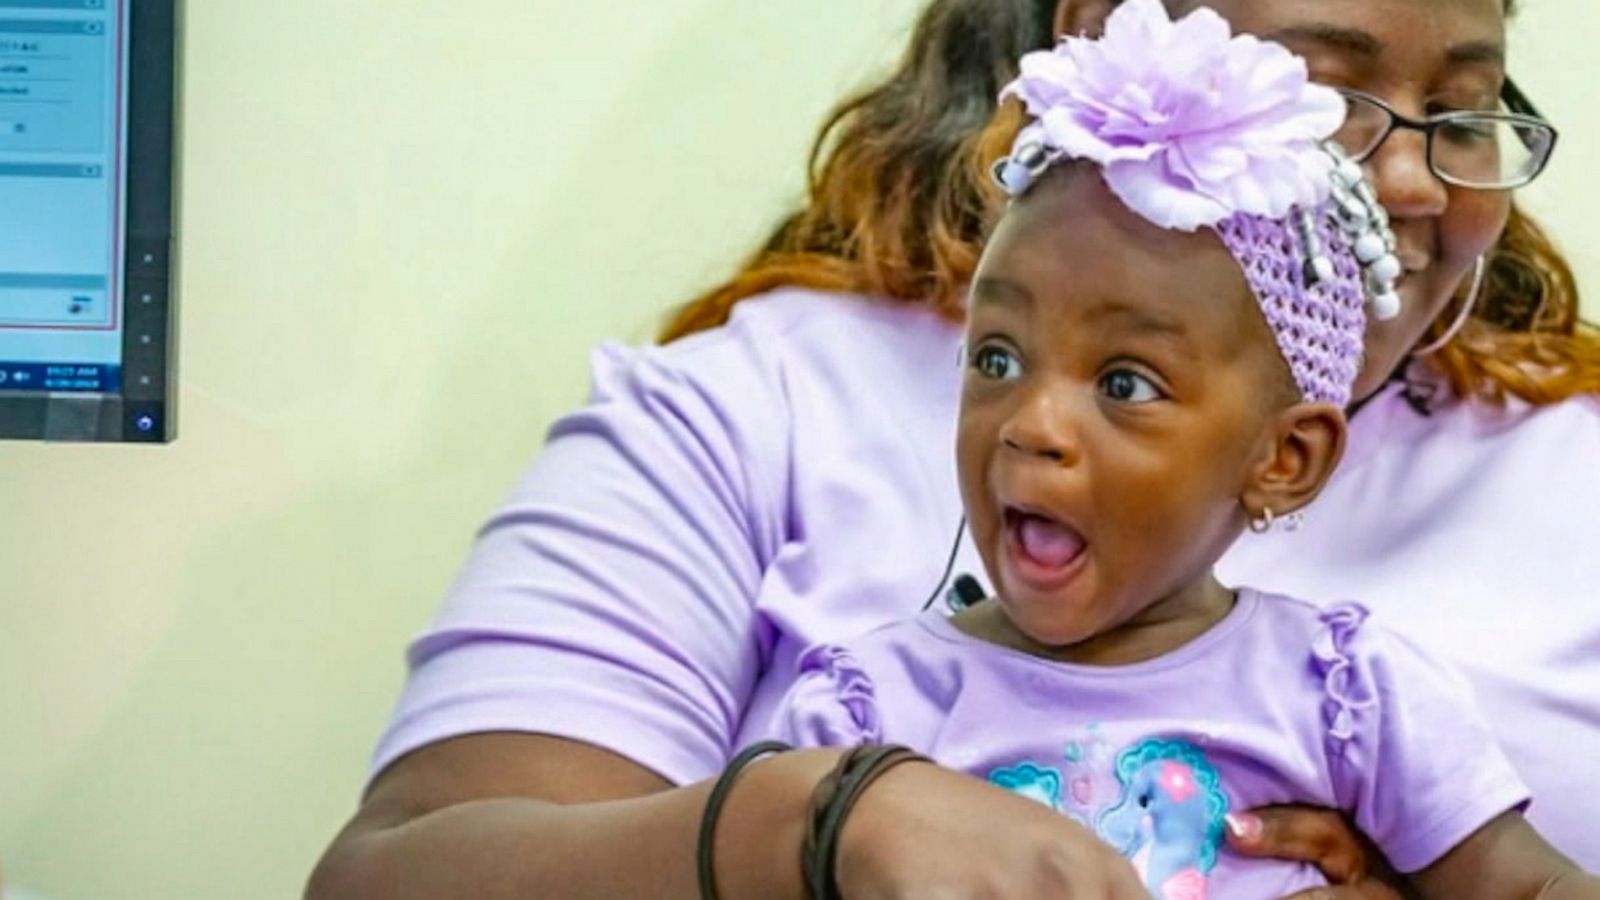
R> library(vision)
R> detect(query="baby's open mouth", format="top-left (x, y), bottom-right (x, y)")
top-left (1004, 507), bottom-right (1087, 575)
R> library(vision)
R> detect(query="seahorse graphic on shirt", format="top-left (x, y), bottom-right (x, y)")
top-left (1094, 737), bottom-right (1229, 900)
top-left (987, 734), bottom-right (1227, 900)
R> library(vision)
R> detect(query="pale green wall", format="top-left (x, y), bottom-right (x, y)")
top-left (1510, 2), bottom-right (1596, 298)
top-left (0, 1), bottom-right (1591, 897)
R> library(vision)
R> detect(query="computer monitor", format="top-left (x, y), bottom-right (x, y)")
top-left (0, 0), bottom-right (177, 442)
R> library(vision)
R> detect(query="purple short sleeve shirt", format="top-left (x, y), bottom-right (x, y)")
top-left (761, 592), bottom-right (1529, 894)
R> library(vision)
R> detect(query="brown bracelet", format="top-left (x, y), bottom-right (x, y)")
top-left (800, 744), bottom-right (930, 900)
top-left (801, 744), bottom-right (878, 897)
top-left (697, 741), bottom-right (792, 900)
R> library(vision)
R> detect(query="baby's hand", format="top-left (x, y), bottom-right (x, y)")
top-left (1225, 805), bottom-right (1411, 899)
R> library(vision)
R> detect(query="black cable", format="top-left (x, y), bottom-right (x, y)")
top-left (920, 515), bottom-right (967, 611)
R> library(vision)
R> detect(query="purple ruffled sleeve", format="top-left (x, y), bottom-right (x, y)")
top-left (1314, 603), bottom-right (1531, 874)
top-left (770, 644), bottom-right (883, 748)
top-left (1312, 603), bottom-right (1380, 746)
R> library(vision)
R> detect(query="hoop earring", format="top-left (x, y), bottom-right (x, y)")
top-left (1414, 255), bottom-right (1486, 357)
top-left (1249, 508), bottom-right (1275, 534)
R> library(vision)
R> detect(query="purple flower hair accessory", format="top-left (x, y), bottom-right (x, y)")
top-left (1000, 0), bottom-right (1345, 231)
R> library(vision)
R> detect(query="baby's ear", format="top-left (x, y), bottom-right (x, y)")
top-left (1240, 403), bottom-right (1349, 521)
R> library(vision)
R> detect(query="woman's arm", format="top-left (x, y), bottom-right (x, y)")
top-left (1409, 811), bottom-right (1599, 900)
top-left (306, 732), bottom-right (1157, 899)
top-left (308, 324), bottom-right (821, 897)
top-left (307, 733), bottom-right (831, 900)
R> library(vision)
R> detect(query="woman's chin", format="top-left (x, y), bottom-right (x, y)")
top-left (1349, 360), bottom-right (1397, 405)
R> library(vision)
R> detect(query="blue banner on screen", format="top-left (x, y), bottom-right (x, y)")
top-left (0, 360), bottom-right (121, 391)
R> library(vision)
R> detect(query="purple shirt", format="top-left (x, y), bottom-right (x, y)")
top-left (761, 592), bottom-right (1528, 894)
top-left (372, 290), bottom-right (1600, 866)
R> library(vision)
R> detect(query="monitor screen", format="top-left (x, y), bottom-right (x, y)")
top-left (0, 0), bottom-right (177, 442)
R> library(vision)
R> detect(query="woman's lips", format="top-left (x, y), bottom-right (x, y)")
top-left (1393, 252), bottom-right (1431, 295)
top-left (1392, 245), bottom-right (1428, 275)
top-left (1002, 508), bottom-right (1089, 591)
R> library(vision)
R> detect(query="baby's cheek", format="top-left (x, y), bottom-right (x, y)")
top-left (1118, 472), bottom-right (1241, 556)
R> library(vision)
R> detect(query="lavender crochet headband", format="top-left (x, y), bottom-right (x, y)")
top-left (990, 0), bottom-right (1401, 407)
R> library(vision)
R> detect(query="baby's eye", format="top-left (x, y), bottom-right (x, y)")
top-left (1099, 369), bottom-right (1163, 403)
top-left (972, 345), bottom-right (1023, 381)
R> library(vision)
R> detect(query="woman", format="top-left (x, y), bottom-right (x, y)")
top-left (309, 0), bottom-right (1598, 897)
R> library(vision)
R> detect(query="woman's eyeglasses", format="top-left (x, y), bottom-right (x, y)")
top-left (1333, 78), bottom-right (1558, 191)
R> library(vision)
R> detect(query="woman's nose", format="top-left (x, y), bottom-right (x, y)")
top-left (1366, 126), bottom-right (1449, 220)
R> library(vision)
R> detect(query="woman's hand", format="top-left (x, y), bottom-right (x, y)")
top-left (1226, 805), bottom-right (1413, 900)
top-left (832, 760), bottom-right (1148, 899)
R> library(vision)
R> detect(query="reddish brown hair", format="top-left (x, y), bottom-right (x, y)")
top-left (660, 0), bottom-right (1598, 405)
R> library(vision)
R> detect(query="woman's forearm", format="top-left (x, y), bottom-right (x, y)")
top-left (1412, 812), bottom-right (1599, 900)
top-left (1539, 871), bottom-right (1600, 900)
top-left (307, 749), bottom-right (840, 900)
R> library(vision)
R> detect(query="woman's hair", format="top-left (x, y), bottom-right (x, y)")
top-left (658, 0), bottom-right (1053, 338)
top-left (1427, 208), bottom-right (1600, 404)
top-left (659, 0), bottom-right (1599, 406)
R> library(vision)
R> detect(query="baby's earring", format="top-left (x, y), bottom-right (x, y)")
top-left (1249, 507), bottom-right (1305, 534)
